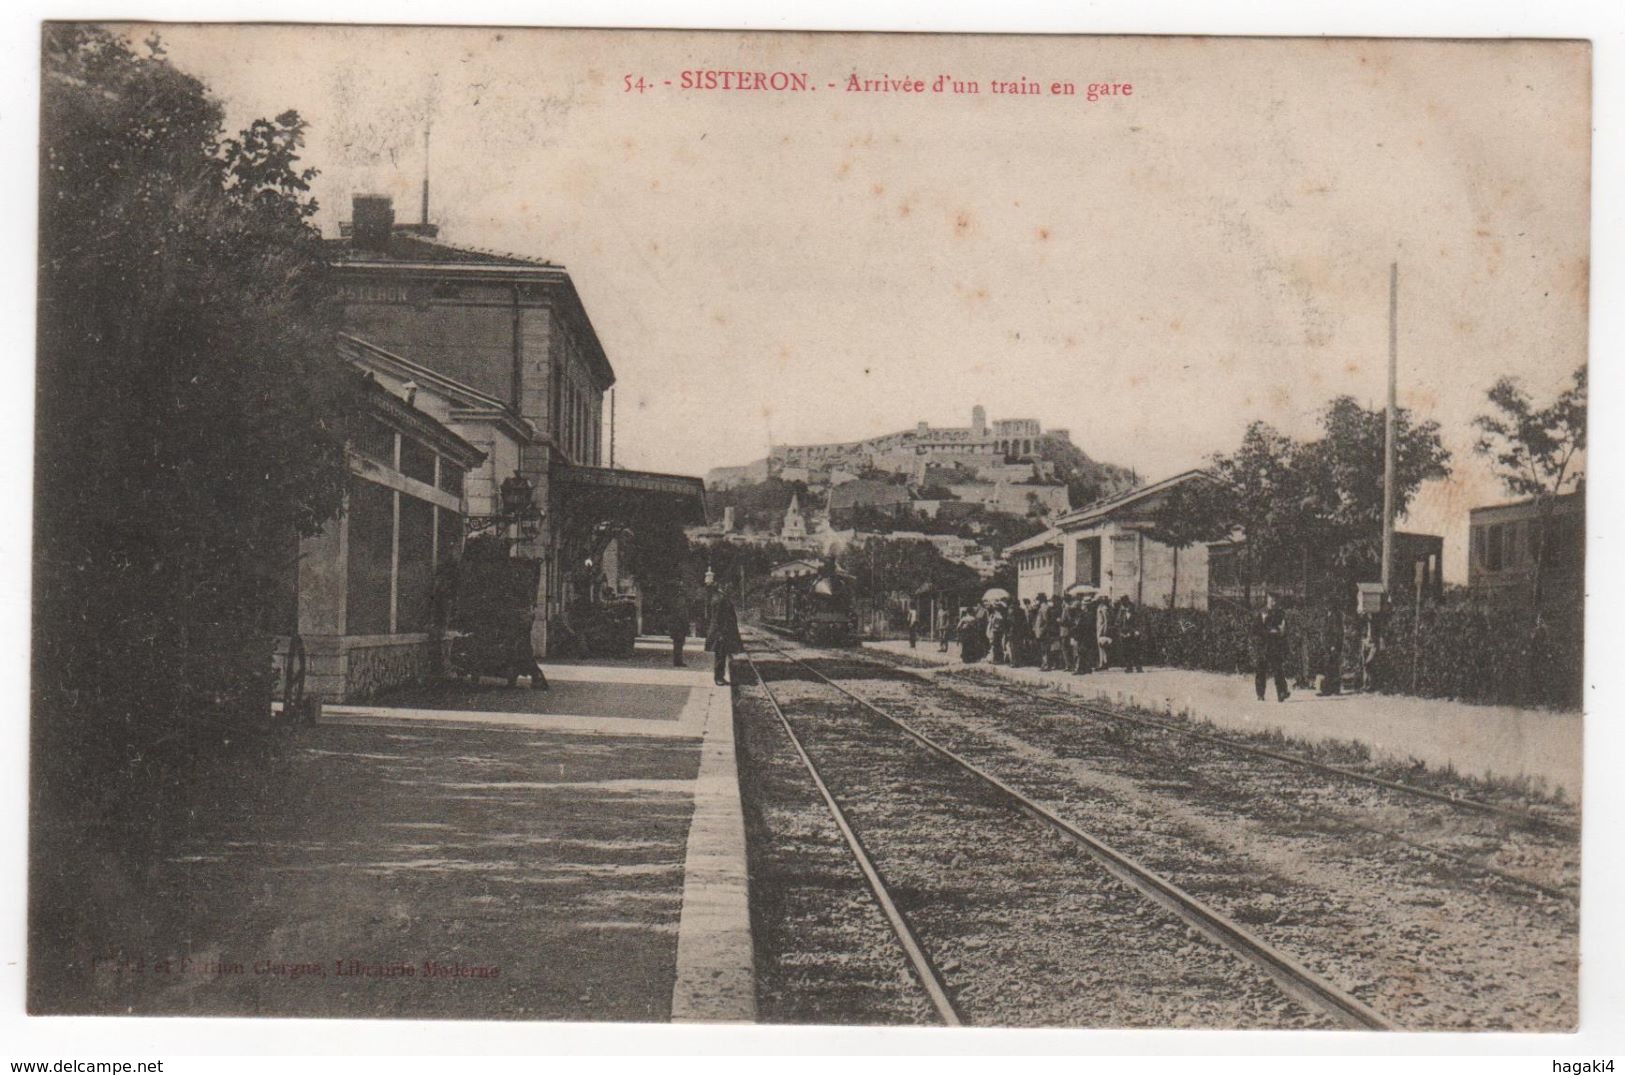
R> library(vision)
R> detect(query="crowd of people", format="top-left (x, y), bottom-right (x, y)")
top-left (951, 592), bottom-right (1146, 675)
top-left (937, 589), bottom-right (1334, 703)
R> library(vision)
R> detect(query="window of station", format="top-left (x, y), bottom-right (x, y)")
top-left (400, 436), bottom-right (437, 486)
top-left (345, 479), bottom-right (395, 635)
top-left (353, 414), bottom-right (396, 465)
top-left (438, 460), bottom-right (465, 497)
top-left (396, 495), bottom-right (436, 633)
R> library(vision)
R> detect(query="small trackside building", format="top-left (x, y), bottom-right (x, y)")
top-left (1467, 490), bottom-right (1584, 606)
top-left (1008, 528), bottom-right (1063, 605)
top-left (1048, 470), bottom-right (1214, 609)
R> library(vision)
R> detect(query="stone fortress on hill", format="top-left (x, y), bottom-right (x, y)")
top-left (707, 405), bottom-right (1073, 492)
top-left (774, 405), bottom-right (1068, 470)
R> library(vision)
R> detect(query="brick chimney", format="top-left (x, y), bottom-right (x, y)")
top-left (351, 194), bottom-right (395, 252)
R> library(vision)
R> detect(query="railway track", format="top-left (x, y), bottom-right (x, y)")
top-left (883, 661), bottom-right (1580, 907)
top-left (741, 634), bottom-right (1397, 1030)
top-left (926, 662), bottom-right (1578, 839)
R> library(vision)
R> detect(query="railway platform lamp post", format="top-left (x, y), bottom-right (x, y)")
top-left (465, 470), bottom-right (544, 545)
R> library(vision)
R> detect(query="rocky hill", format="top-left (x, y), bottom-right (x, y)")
top-left (1034, 432), bottom-right (1140, 510)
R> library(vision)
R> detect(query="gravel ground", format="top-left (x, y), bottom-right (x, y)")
top-left (932, 668), bottom-right (1579, 901)
top-left (786, 645), bottom-right (1578, 1031)
top-left (735, 670), bottom-right (938, 1025)
top-left (739, 650), bottom-right (1336, 1029)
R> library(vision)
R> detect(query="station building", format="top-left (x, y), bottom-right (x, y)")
top-left (321, 193), bottom-right (702, 668)
top-left (279, 367), bottom-right (486, 701)
top-left (1010, 471), bottom-right (1214, 610)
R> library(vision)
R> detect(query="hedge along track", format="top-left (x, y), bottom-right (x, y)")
top-left (742, 635), bottom-right (1397, 1031)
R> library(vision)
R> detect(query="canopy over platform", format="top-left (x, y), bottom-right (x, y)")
top-left (553, 464), bottom-right (707, 523)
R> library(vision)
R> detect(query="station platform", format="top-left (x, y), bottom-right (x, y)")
top-left (312, 634), bottom-right (754, 1022)
top-left (865, 639), bottom-right (1583, 801)
top-left (77, 637), bottom-right (753, 1021)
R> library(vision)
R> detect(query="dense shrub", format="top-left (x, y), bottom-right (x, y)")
top-left (1138, 601), bottom-right (1581, 711)
top-left (36, 27), bottom-right (353, 791)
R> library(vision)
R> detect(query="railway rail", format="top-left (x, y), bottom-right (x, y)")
top-left (741, 633), bottom-right (1398, 1030)
top-left (888, 660), bottom-right (1579, 906)
top-left (927, 662), bottom-right (1578, 839)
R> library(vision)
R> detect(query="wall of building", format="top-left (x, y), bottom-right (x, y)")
top-left (1059, 524), bottom-right (1209, 609)
top-left (545, 316), bottom-right (604, 467)
top-left (1016, 549), bottom-right (1063, 604)
top-left (1137, 536), bottom-right (1211, 609)
top-left (456, 427), bottom-right (524, 519)
top-left (296, 416), bottom-right (472, 701)
top-left (949, 481), bottom-right (1069, 517)
top-left (341, 285), bottom-right (521, 404)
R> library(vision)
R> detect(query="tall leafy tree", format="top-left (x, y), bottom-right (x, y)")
top-left (1473, 366), bottom-right (1586, 498)
top-left (1139, 475), bottom-right (1221, 608)
top-left (1147, 400), bottom-right (1450, 605)
top-left (1472, 364), bottom-right (1587, 602)
top-left (1182, 422), bottom-right (1312, 604)
top-left (1300, 396), bottom-right (1452, 576)
top-left (36, 26), bottom-right (357, 781)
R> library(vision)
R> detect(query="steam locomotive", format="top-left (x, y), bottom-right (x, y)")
top-left (763, 559), bottom-right (859, 646)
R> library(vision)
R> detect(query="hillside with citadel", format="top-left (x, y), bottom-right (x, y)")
top-left (696, 406), bottom-right (1139, 571)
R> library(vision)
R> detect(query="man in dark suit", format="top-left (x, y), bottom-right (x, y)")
top-left (706, 587), bottom-right (743, 686)
top-left (1252, 593), bottom-right (1291, 702)
top-left (1033, 595), bottom-right (1055, 670)
top-left (666, 599), bottom-right (689, 668)
top-left (1073, 595), bottom-right (1098, 675)
top-left (1116, 596), bottom-right (1144, 672)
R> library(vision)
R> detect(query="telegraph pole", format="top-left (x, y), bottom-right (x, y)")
top-left (1381, 262), bottom-right (1398, 593)
top-left (421, 120), bottom-right (432, 226)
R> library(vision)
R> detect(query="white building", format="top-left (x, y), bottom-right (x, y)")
top-left (1047, 471), bottom-right (1213, 609)
top-left (781, 493), bottom-right (808, 540)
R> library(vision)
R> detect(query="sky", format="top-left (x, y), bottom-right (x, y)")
top-left (137, 26), bottom-right (1591, 581)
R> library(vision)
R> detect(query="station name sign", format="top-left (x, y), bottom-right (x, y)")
top-left (338, 282), bottom-right (431, 305)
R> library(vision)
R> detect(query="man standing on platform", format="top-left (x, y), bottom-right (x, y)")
top-left (666, 597), bottom-right (689, 668)
top-left (1116, 596), bottom-right (1144, 673)
top-left (1095, 596), bottom-right (1115, 671)
top-left (1252, 593), bottom-right (1291, 702)
top-left (1008, 599), bottom-right (1031, 666)
top-left (986, 601), bottom-right (1008, 664)
top-left (1073, 595), bottom-right (1098, 675)
top-left (1033, 595), bottom-right (1055, 670)
top-left (706, 586), bottom-right (743, 687)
